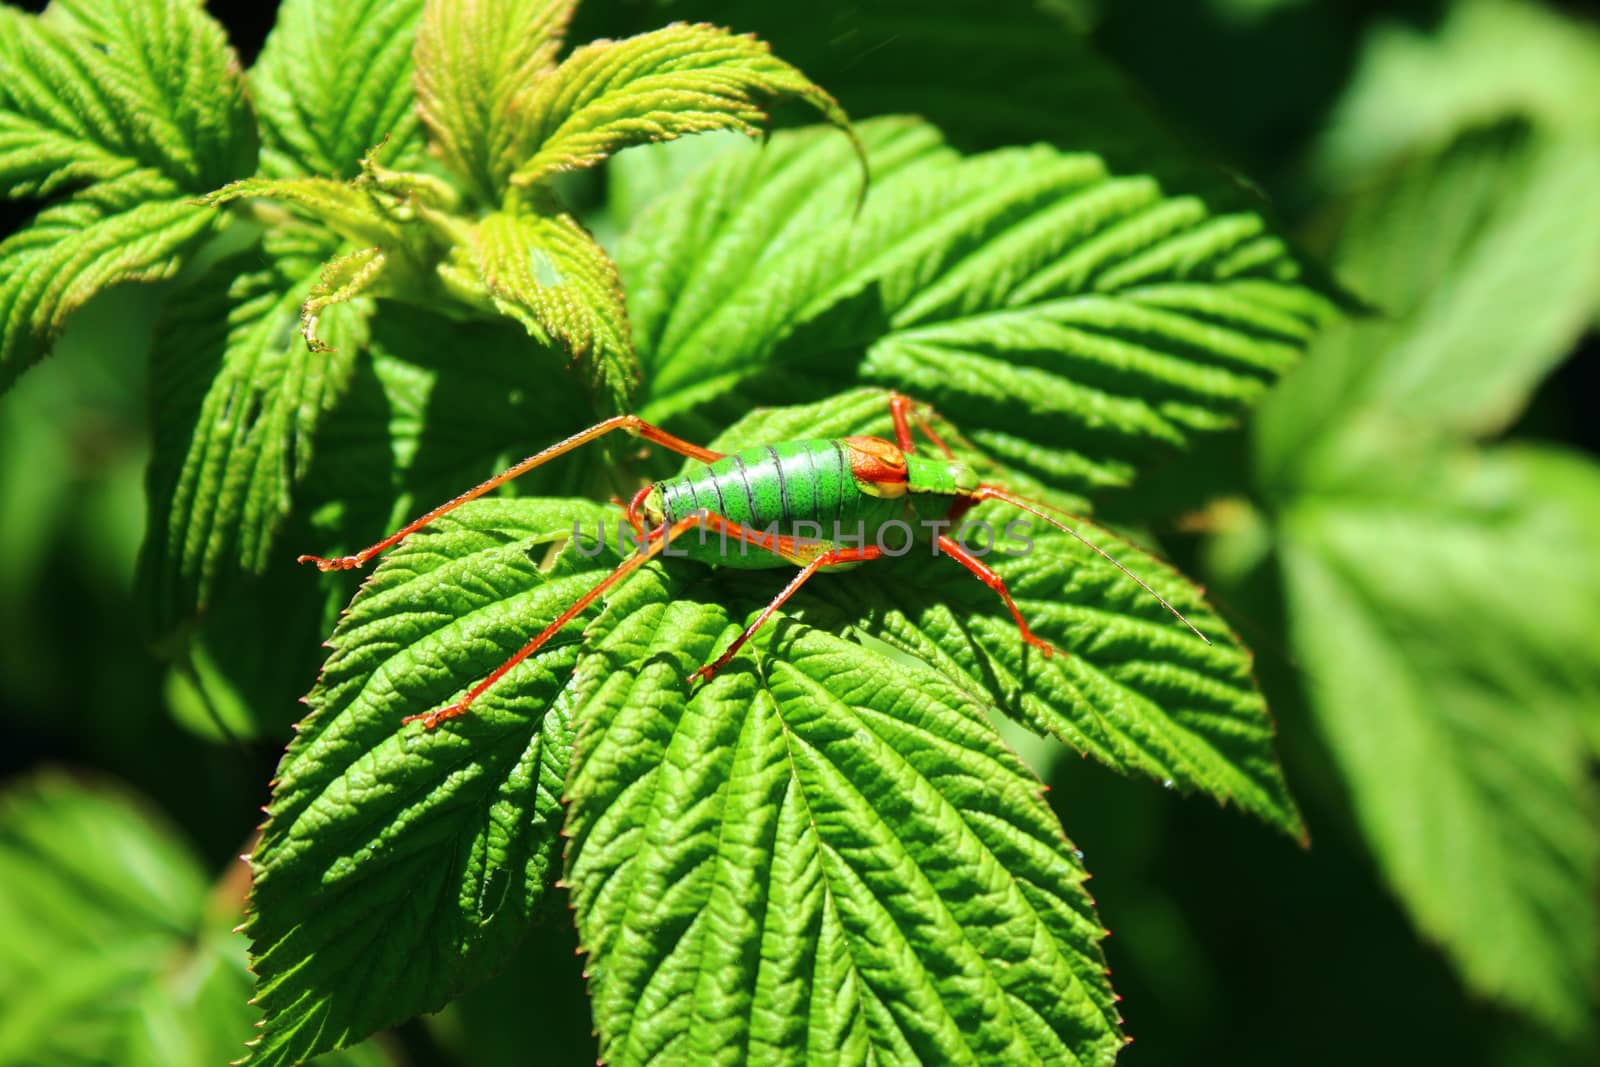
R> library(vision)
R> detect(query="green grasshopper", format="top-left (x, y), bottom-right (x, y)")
top-left (301, 392), bottom-right (1205, 727)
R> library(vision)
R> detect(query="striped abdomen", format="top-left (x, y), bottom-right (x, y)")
top-left (654, 439), bottom-right (905, 568)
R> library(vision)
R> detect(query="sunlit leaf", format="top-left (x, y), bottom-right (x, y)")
top-left (413, 0), bottom-right (578, 201)
top-left (250, 0), bottom-right (429, 178)
top-left (567, 565), bottom-right (1123, 1065)
top-left (507, 21), bottom-right (855, 188)
top-left (244, 500), bottom-right (616, 1067)
top-left (0, 0), bottom-right (255, 388)
top-left (595, 0), bottom-right (1259, 212)
top-left (625, 117), bottom-right (1338, 497)
top-left (203, 176), bottom-right (410, 251)
top-left (0, 0), bottom-right (254, 197)
top-left (465, 210), bottom-right (637, 412)
top-left (705, 389), bottom-right (1304, 834)
top-left (0, 192), bottom-right (217, 391)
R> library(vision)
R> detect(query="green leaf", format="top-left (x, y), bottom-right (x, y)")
top-left (0, 0), bottom-right (254, 198)
top-left (507, 21), bottom-right (855, 188)
top-left (1315, 0), bottom-right (1600, 190)
top-left (1260, 122), bottom-right (1600, 482)
top-left (849, 511), bottom-right (1300, 828)
top-left (138, 232), bottom-right (370, 633)
top-left (297, 303), bottom-right (602, 561)
top-left (204, 175), bottom-right (412, 251)
top-left (1275, 445), bottom-right (1600, 1035)
top-left (151, 300), bottom-right (601, 743)
top-left (624, 116), bottom-right (1339, 497)
top-left (565, 562), bottom-right (1122, 1065)
top-left (1244, 106), bottom-right (1600, 1033)
top-left (250, 391), bottom-right (1300, 1058)
top-left (0, 191), bottom-right (218, 391)
top-left (602, 127), bottom-right (749, 234)
top-left (0, 773), bottom-right (390, 1067)
top-left (244, 499), bottom-right (617, 1067)
top-left (701, 389), bottom-right (1303, 835)
top-left (0, 0), bottom-right (255, 388)
top-left (302, 245), bottom-right (390, 351)
top-left (414, 0), bottom-right (578, 202)
top-left (465, 209), bottom-right (637, 412)
top-left (250, 0), bottom-right (429, 178)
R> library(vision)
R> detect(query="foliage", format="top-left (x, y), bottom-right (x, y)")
top-left (0, 773), bottom-right (390, 1066)
top-left (1, 0), bottom-right (1598, 1066)
top-left (1235, 116), bottom-right (1600, 1036)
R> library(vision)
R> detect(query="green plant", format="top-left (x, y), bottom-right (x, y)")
top-left (2, 1), bottom-right (1598, 1065)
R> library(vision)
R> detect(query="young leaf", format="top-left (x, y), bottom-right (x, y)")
top-left (0, 773), bottom-right (390, 1067)
top-left (506, 22), bottom-right (855, 188)
top-left (244, 499), bottom-right (618, 1067)
top-left (138, 234), bottom-right (370, 632)
top-left (0, 193), bottom-right (217, 392)
top-left (414, 0), bottom-right (578, 202)
top-left (623, 116), bottom-right (1339, 498)
top-left (300, 246), bottom-right (391, 353)
top-left (466, 210), bottom-right (637, 412)
top-left (204, 176), bottom-right (413, 252)
top-left (564, 563), bottom-right (1122, 1066)
top-left (1276, 445), bottom-right (1600, 1034)
top-left (613, 0), bottom-right (1261, 212)
top-left (250, 0), bottom-right (429, 178)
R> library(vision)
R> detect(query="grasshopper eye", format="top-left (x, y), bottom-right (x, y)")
top-left (842, 435), bottom-right (910, 497)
